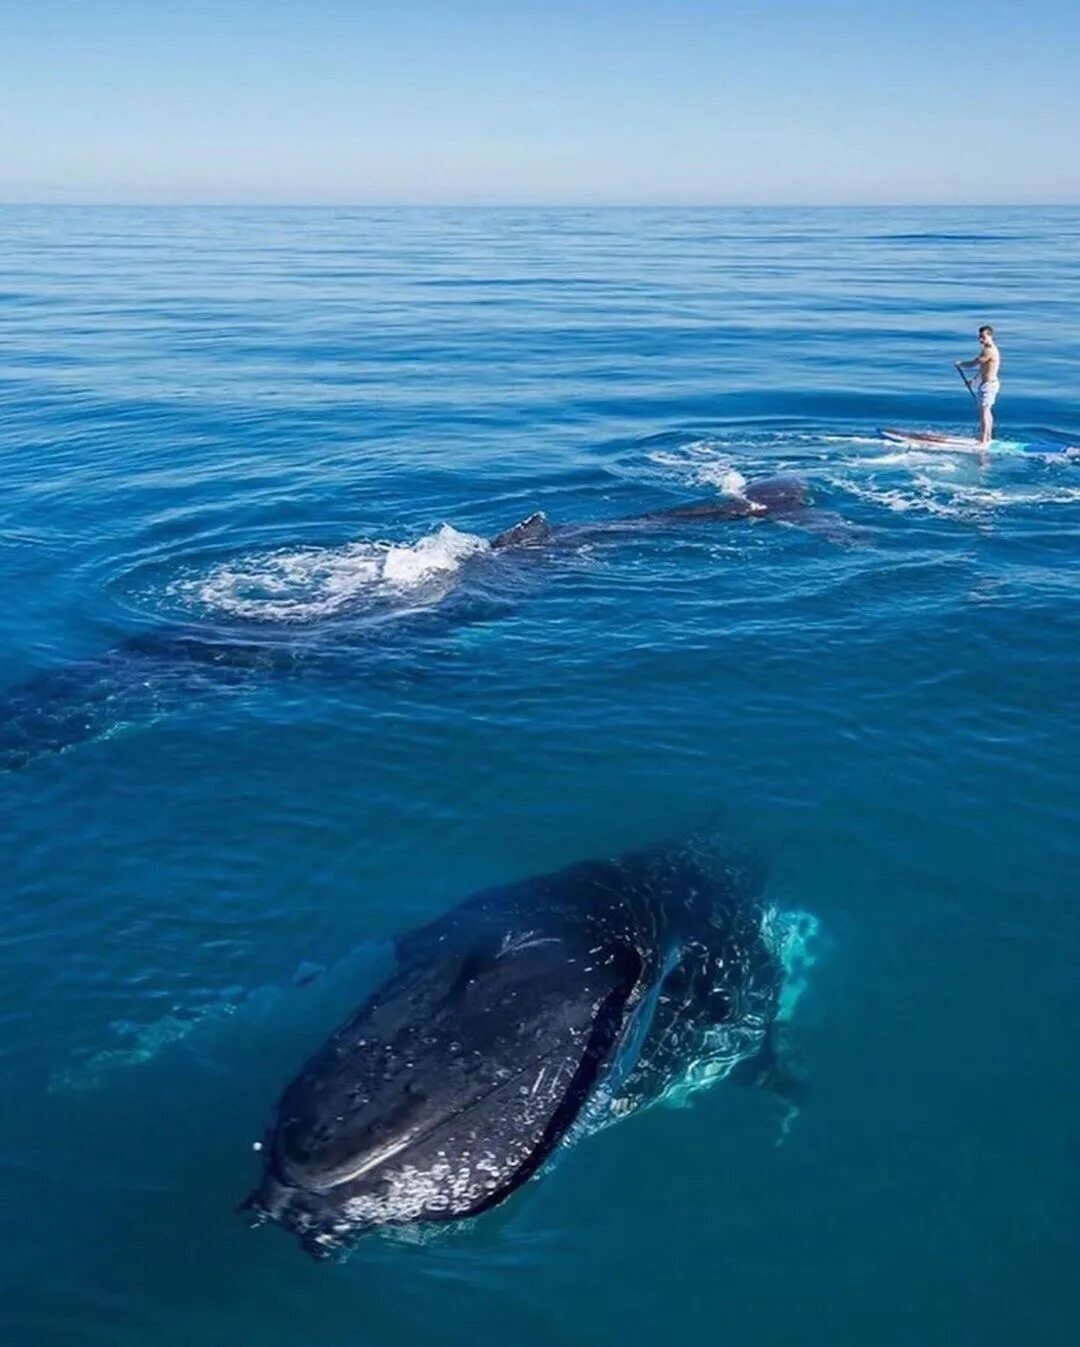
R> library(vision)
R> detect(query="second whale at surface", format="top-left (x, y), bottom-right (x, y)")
top-left (0, 475), bottom-right (814, 771)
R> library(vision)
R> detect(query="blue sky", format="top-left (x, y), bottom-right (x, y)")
top-left (3, 0), bottom-right (1078, 204)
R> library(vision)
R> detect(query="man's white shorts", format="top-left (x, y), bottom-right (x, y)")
top-left (977, 380), bottom-right (1000, 410)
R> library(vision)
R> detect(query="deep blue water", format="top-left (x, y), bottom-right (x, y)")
top-left (1, 206), bottom-right (1078, 1347)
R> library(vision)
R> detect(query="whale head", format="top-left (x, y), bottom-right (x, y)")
top-left (242, 922), bottom-right (644, 1256)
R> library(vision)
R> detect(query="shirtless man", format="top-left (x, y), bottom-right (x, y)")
top-left (955, 325), bottom-right (1001, 446)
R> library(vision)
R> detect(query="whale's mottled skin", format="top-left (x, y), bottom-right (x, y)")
top-left (0, 476), bottom-right (812, 770)
top-left (490, 475), bottom-right (811, 549)
top-left (241, 843), bottom-right (809, 1259)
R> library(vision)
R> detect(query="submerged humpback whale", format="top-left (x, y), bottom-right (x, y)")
top-left (241, 841), bottom-right (815, 1258)
top-left (0, 476), bottom-right (812, 770)
top-left (489, 474), bottom-right (811, 549)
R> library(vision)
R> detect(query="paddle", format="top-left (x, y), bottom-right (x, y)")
top-left (954, 362), bottom-right (978, 406)
top-left (954, 361), bottom-right (991, 461)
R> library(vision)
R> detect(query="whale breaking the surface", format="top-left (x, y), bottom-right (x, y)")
top-left (241, 841), bottom-right (818, 1258)
top-left (0, 476), bottom-right (813, 770)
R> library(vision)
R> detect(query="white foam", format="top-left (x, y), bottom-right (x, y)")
top-left (647, 448), bottom-right (712, 469)
top-left (854, 450), bottom-right (956, 469)
top-left (837, 477), bottom-right (965, 519)
top-left (648, 446), bottom-right (751, 498)
top-left (172, 525), bottom-right (490, 622)
top-left (696, 466), bottom-right (748, 496)
top-left (381, 525), bottom-right (489, 585)
top-left (765, 906), bottom-right (821, 1023)
top-left (837, 469), bottom-right (1080, 521)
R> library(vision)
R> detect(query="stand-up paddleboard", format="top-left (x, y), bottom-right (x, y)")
top-left (880, 428), bottom-right (1080, 458)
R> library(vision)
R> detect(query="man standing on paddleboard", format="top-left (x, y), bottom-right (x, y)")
top-left (955, 325), bottom-right (1001, 447)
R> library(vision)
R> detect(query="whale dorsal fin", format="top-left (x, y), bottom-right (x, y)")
top-left (490, 511), bottom-right (553, 550)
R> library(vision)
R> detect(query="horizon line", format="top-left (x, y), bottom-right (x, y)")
top-left (2, 199), bottom-right (1078, 210)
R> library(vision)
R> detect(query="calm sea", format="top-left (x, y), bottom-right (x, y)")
top-left (1, 206), bottom-right (1078, 1346)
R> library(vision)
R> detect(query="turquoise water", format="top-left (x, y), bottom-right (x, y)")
top-left (2, 206), bottom-right (1078, 1346)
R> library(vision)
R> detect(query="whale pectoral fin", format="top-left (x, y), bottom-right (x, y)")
top-left (766, 506), bottom-right (867, 545)
top-left (729, 1026), bottom-right (807, 1109)
top-left (750, 1055), bottom-right (807, 1110)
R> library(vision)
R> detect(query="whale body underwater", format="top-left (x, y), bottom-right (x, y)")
top-left (0, 476), bottom-right (811, 770)
top-left (242, 842), bottom-right (817, 1258)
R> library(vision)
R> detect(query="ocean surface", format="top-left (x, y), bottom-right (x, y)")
top-left (1, 206), bottom-right (1077, 1347)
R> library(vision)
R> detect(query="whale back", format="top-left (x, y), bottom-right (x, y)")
top-left (490, 511), bottom-right (555, 550)
top-left (742, 474), bottom-right (811, 514)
